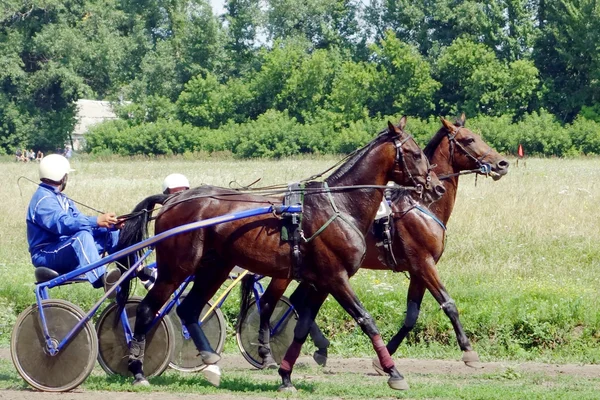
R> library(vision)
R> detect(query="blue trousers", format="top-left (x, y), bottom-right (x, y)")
top-left (31, 229), bottom-right (119, 285)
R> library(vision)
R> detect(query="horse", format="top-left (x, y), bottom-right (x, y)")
top-left (240, 114), bottom-right (509, 371)
top-left (114, 117), bottom-right (446, 391)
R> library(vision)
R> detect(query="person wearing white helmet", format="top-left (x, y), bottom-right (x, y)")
top-left (162, 173), bottom-right (190, 194)
top-left (26, 154), bottom-right (122, 291)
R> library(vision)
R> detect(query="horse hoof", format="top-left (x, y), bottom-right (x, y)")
top-left (263, 361), bottom-right (278, 370)
top-left (313, 351), bottom-right (327, 367)
top-left (462, 350), bottom-right (482, 368)
top-left (372, 358), bottom-right (386, 376)
top-left (202, 365), bottom-right (221, 387)
top-left (277, 385), bottom-right (297, 392)
top-left (132, 377), bottom-right (150, 387)
top-left (388, 376), bottom-right (410, 391)
top-left (200, 351), bottom-right (221, 365)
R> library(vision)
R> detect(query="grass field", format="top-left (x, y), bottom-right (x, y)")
top-left (1, 155), bottom-right (600, 397)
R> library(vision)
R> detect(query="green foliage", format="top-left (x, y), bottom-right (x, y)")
top-left (435, 38), bottom-right (539, 117)
top-left (266, 0), bottom-right (360, 50)
top-left (176, 73), bottom-right (253, 128)
top-left (85, 119), bottom-right (209, 156)
top-left (371, 31), bottom-right (440, 118)
top-left (1, 0), bottom-right (598, 156)
top-left (533, 0), bottom-right (600, 121)
top-left (569, 115), bottom-right (600, 155)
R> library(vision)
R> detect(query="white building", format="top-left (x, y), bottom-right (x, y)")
top-left (71, 99), bottom-right (119, 150)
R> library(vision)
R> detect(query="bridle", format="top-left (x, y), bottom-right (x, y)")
top-left (439, 126), bottom-right (493, 180)
top-left (393, 131), bottom-right (433, 197)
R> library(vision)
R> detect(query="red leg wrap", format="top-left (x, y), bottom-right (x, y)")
top-left (280, 340), bottom-right (303, 372)
top-left (373, 334), bottom-right (394, 371)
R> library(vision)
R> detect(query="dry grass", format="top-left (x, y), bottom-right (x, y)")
top-left (2, 156), bottom-right (600, 362)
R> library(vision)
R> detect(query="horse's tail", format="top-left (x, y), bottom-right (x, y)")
top-left (115, 193), bottom-right (171, 313)
top-left (237, 273), bottom-right (255, 329)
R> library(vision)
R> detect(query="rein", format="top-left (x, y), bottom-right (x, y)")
top-left (18, 176), bottom-right (107, 214)
top-left (437, 164), bottom-right (492, 180)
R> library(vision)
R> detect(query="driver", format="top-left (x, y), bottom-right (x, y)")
top-left (26, 154), bottom-right (121, 292)
top-left (162, 173), bottom-right (190, 194)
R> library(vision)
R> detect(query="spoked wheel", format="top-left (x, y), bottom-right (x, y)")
top-left (168, 296), bottom-right (227, 372)
top-left (96, 296), bottom-right (175, 377)
top-left (236, 296), bottom-right (298, 369)
top-left (11, 299), bottom-right (98, 392)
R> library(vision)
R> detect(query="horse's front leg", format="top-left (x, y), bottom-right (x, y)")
top-left (386, 278), bottom-right (425, 356)
top-left (256, 279), bottom-right (288, 369)
top-left (372, 278), bottom-right (425, 375)
top-left (129, 281), bottom-right (177, 385)
top-left (278, 285), bottom-right (327, 392)
top-left (329, 278), bottom-right (409, 390)
top-left (422, 267), bottom-right (479, 367)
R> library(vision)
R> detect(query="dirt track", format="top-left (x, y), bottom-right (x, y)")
top-left (2, 347), bottom-right (600, 399)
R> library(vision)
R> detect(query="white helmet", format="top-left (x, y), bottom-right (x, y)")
top-left (39, 154), bottom-right (73, 182)
top-left (162, 173), bottom-right (190, 193)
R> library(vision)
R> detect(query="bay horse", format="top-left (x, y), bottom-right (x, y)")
top-left (115, 117), bottom-right (446, 391)
top-left (241, 114), bottom-right (509, 370)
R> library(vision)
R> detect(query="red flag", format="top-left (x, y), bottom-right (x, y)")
top-left (518, 144), bottom-right (524, 158)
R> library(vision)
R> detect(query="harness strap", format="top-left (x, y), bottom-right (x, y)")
top-left (414, 205), bottom-right (446, 231)
top-left (302, 182), bottom-right (364, 244)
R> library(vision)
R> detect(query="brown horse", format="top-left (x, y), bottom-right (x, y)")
top-left (115, 117), bottom-right (446, 391)
top-left (242, 114), bottom-right (509, 370)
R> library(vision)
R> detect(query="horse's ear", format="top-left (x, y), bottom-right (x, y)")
top-left (398, 115), bottom-right (407, 131)
top-left (459, 112), bottom-right (466, 126)
top-left (387, 121), bottom-right (396, 134)
top-left (440, 117), bottom-right (454, 131)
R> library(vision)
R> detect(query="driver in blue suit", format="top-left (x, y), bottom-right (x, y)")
top-left (26, 154), bottom-right (121, 290)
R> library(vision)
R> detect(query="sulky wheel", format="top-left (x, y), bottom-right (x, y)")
top-left (168, 296), bottom-right (227, 372)
top-left (236, 296), bottom-right (298, 369)
top-left (96, 296), bottom-right (175, 377)
top-left (11, 299), bottom-right (98, 392)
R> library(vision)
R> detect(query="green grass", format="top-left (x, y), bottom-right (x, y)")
top-left (1, 357), bottom-right (600, 399)
top-left (2, 156), bottom-right (600, 366)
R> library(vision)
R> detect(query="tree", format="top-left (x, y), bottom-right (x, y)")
top-left (364, 0), bottom-right (537, 61)
top-left (435, 37), bottom-right (539, 117)
top-left (176, 73), bottom-right (252, 128)
top-left (534, 0), bottom-right (600, 122)
top-left (223, 0), bottom-right (262, 77)
top-left (370, 31), bottom-right (440, 118)
top-left (265, 0), bottom-right (360, 51)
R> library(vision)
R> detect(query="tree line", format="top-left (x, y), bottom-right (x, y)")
top-left (1, 0), bottom-right (599, 157)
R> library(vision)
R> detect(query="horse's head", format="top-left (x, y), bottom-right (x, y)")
top-left (440, 114), bottom-right (509, 180)
top-left (387, 116), bottom-right (445, 203)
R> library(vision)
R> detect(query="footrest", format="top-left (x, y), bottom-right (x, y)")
top-left (34, 267), bottom-right (60, 283)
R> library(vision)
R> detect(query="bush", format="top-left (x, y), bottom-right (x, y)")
top-left (84, 109), bottom-right (598, 158)
top-left (568, 116), bottom-right (600, 155)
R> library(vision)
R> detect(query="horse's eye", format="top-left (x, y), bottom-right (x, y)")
top-left (464, 137), bottom-right (475, 145)
top-left (413, 152), bottom-right (422, 159)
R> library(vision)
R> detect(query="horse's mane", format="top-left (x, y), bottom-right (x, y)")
top-left (386, 185), bottom-right (412, 203)
top-left (423, 127), bottom-right (447, 160)
top-left (326, 128), bottom-right (390, 182)
top-left (423, 118), bottom-right (463, 159)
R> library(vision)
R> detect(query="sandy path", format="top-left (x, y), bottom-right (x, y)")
top-left (1, 348), bottom-right (599, 399)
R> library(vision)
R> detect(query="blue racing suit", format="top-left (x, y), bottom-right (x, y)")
top-left (26, 183), bottom-right (119, 286)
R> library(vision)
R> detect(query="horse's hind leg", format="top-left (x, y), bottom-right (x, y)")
top-left (129, 280), bottom-right (179, 385)
top-left (289, 283), bottom-right (330, 366)
top-left (328, 277), bottom-right (409, 390)
top-left (176, 263), bottom-right (231, 365)
top-left (278, 285), bottom-right (327, 392)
